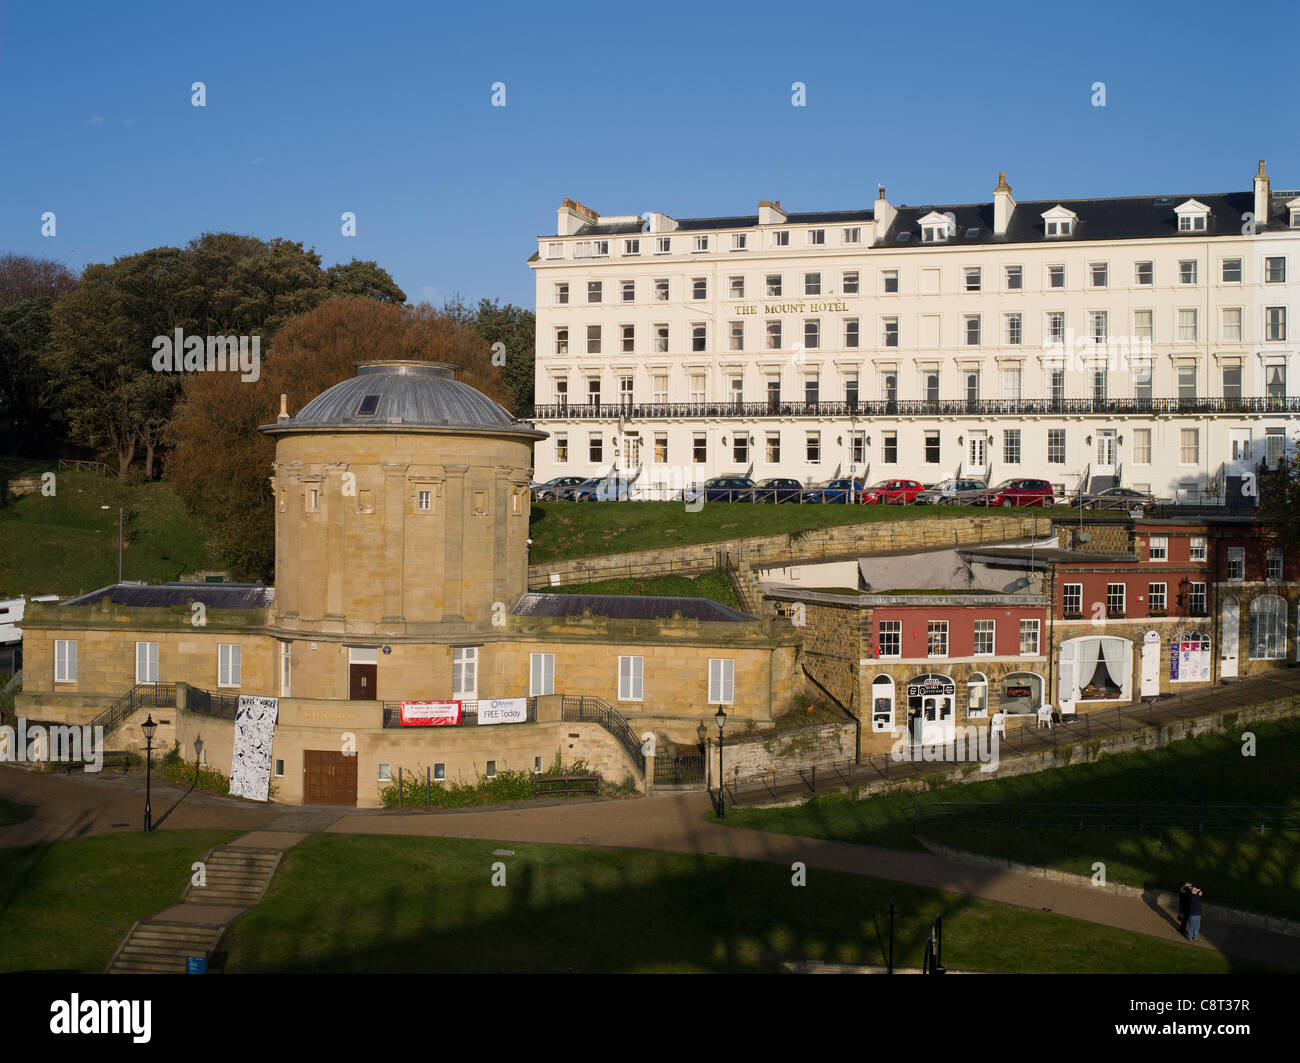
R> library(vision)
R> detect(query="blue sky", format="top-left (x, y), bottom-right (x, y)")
top-left (2, 0), bottom-right (1296, 310)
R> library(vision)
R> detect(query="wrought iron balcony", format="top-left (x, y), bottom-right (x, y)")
top-left (528, 397), bottom-right (1300, 421)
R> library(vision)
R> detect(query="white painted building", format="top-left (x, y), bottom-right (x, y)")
top-left (529, 162), bottom-right (1300, 502)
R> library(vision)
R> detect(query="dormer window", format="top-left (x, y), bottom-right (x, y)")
top-left (1175, 199), bottom-right (1210, 232)
top-left (918, 211), bottom-right (952, 243)
top-left (356, 394), bottom-right (380, 416)
top-left (1041, 205), bottom-right (1078, 238)
top-left (1288, 197), bottom-right (1300, 228)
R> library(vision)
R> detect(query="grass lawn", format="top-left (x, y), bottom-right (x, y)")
top-left (0, 462), bottom-right (220, 597)
top-left (0, 830), bottom-right (242, 973)
top-left (527, 501), bottom-right (1072, 564)
top-left (722, 718), bottom-right (1300, 920)
top-left (223, 833), bottom-right (1263, 973)
top-left (547, 571), bottom-right (742, 610)
top-left (0, 799), bottom-right (32, 826)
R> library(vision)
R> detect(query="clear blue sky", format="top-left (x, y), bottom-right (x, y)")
top-left (2, 0), bottom-right (1296, 310)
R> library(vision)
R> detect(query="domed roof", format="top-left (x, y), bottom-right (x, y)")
top-left (260, 361), bottom-right (544, 439)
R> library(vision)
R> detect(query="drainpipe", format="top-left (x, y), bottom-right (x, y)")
top-left (1047, 560), bottom-right (1057, 707)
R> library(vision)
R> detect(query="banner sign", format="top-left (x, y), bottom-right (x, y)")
top-left (400, 700), bottom-right (461, 726)
top-left (229, 695), bottom-right (278, 802)
top-left (907, 679), bottom-right (955, 697)
top-left (477, 698), bottom-right (528, 725)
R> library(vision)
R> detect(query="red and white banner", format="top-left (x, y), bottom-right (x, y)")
top-left (400, 700), bottom-right (461, 726)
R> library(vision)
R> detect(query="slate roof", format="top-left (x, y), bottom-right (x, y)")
top-left (513, 592), bottom-right (754, 622)
top-left (61, 582), bottom-right (275, 608)
top-left (557, 190), bottom-right (1285, 244)
top-left (261, 361), bottom-right (544, 439)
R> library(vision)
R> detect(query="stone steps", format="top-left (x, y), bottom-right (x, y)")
top-left (183, 846), bottom-right (282, 906)
top-left (108, 923), bottom-right (224, 974)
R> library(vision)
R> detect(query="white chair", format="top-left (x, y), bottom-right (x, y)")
top-left (991, 713), bottom-right (1006, 738)
top-left (1037, 705), bottom-right (1053, 729)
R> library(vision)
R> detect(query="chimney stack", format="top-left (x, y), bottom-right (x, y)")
top-left (993, 172), bottom-right (1016, 236)
top-left (277, 394), bottom-right (290, 422)
top-left (1254, 160), bottom-right (1270, 227)
top-left (758, 200), bottom-right (788, 226)
top-left (556, 197), bottom-right (599, 236)
top-left (872, 185), bottom-right (896, 243)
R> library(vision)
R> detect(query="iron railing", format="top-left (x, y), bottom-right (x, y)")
top-left (90, 683), bottom-right (177, 737)
top-left (912, 801), bottom-right (1300, 832)
top-left (186, 686), bottom-right (241, 719)
top-left (560, 694), bottom-right (643, 768)
top-left (529, 396), bottom-right (1300, 421)
top-left (654, 748), bottom-right (706, 785)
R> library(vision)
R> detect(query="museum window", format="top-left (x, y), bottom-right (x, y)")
top-left (1107, 583), bottom-right (1126, 617)
top-left (54, 639), bottom-right (77, 683)
top-left (973, 620), bottom-right (995, 656)
top-left (1149, 583), bottom-right (1167, 613)
top-left (453, 647), bottom-right (478, 699)
top-left (877, 620), bottom-right (901, 658)
top-left (709, 659), bottom-right (735, 704)
top-left (135, 641), bottom-right (159, 685)
top-left (377, 764), bottom-right (390, 782)
top-left (1019, 619), bottom-right (1040, 656)
top-left (218, 644), bottom-right (241, 688)
top-left (927, 621), bottom-right (948, 658)
top-left (1063, 583), bottom-right (1083, 617)
top-left (618, 656), bottom-right (644, 701)
top-left (416, 489), bottom-right (432, 512)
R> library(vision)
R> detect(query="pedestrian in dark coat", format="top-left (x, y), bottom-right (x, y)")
top-left (1178, 884), bottom-right (1191, 937)
top-left (1186, 886), bottom-right (1204, 942)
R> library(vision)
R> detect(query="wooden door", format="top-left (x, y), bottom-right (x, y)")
top-left (303, 750), bottom-right (358, 806)
top-left (349, 663), bottom-right (377, 700)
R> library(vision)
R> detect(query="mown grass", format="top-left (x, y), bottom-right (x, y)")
top-left (527, 501), bottom-right (1070, 564)
top-left (721, 718), bottom-right (1300, 919)
top-left (0, 462), bottom-right (220, 597)
top-left (547, 571), bottom-right (742, 610)
top-left (224, 833), bottom-right (1264, 973)
top-left (0, 830), bottom-right (242, 972)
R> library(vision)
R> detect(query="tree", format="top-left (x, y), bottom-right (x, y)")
top-left (166, 296), bottom-right (508, 579)
top-left (0, 253), bottom-right (77, 308)
top-left (1256, 451), bottom-right (1300, 556)
top-left (326, 259), bottom-right (407, 304)
top-left (470, 297), bottom-right (534, 414)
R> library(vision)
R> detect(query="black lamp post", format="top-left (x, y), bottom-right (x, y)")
top-left (714, 706), bottom-right (727, 819)
top-left (141, 714), bottom-right (157, 832)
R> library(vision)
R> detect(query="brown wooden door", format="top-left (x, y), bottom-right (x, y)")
top-left (303, 750), bottom-right (358, 806)
top-left (348, 663), bottom-right (377, 700)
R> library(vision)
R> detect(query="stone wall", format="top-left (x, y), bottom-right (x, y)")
top-left (707, 720), bottom-right (858, 783)
top-left (530, 514), bottom-right (1050, 586)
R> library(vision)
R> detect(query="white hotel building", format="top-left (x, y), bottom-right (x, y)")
top-left (528, 162), bottom-right (1299, 503)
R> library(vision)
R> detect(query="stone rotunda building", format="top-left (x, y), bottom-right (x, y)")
top-left (17, 361), bottom-right (798, 806)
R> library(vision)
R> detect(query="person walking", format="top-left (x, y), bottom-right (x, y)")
top-left (1186, 886), bottom-right (1204, 942)
top-left (1178, 883), bottom-right (1191, 938)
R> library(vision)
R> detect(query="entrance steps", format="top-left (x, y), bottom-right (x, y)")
top-left (183, 845), bottom-right (283, 907)
top-left (107, 921), bottom-right (225, 974)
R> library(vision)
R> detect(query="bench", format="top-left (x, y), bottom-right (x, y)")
top-left (533, 774), bottom-right (600, 798)
top-left (66, 751), bottom-right (132, 774)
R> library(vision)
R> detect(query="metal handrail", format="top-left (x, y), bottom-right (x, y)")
top-left (90, 683), bottom-right (178, 736)
top-left (560, 694), bottom-right (643, 769)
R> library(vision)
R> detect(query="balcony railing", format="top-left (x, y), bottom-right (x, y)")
top-left (529, 397), bottom-right (1300, 421)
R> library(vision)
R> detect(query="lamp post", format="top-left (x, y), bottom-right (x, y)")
top-left (101, 505), bottom-right (123, 582)
top-left (141, 714), bottom-right (157, 832)
top-left (714, 705), bottom-right (727, 819)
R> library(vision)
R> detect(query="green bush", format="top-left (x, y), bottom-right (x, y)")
top-left (379, 753), bottom-right (604, 809)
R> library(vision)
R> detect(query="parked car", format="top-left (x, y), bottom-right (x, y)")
top-left (532, 476), bottom-right (590, 502)
top-left (801, 478), bottom-right (859, 504)
top-left (913, 478), bottom-right (988, 505)
top-left (570, 476), bottom-right (639, 501)
top-left (1071, 486), bottom-right (1161, 512)
top-left (974, 478), bottom-right (1056, 507)
top-left (683, 475), bottom-right (757, 503)
top-left (750, 477), bottom-right (805, 504)
top-left (859, 478), bottom-right (925, 505)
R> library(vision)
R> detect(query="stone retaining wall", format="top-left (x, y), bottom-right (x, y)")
top-left (708, 720), bottom-right (858, 783)
top-left (530, 514), bottom-right (1049, 586)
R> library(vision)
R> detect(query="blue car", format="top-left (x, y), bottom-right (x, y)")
top-left (800, 478), bottom-right (859, 504)
top-left (570, 476), bottom-right (637, 501)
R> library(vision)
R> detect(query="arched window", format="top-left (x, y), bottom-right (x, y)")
top-left (870, 674), bottom-right (896, 733)
top-left (999, 672), bottom-right (1045, 715)
top-left (1250, 596), bottom-right (1287, 660)
top-left (966, 672), bottom-right (988, 717)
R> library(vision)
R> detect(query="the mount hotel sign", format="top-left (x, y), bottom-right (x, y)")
top-left (733, 300), bottom-right (853, 316)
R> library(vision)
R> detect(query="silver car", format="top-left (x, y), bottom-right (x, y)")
top-left (914, 478), bottom-right (988, 505)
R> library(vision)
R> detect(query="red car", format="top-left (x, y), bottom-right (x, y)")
top-left (975, 478), bottom-right (1056, 507)
top-left (859, 478), bottom-right (925, 504)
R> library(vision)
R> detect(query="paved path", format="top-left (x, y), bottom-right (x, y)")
top-left (4, 760), bottom-right (1297, 972)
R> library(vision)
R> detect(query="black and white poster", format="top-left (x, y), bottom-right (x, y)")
top-left (229, 695), bottom-right (279, 801)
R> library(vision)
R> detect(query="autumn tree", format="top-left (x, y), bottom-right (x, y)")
top-left (166, 296), bottom-right (508, 579)
top-left (326, 259), bottom-right (407, 304)
top-left (1256, 450), bottom-right (1300, 556)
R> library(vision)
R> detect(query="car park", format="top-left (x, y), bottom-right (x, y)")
top-left (801, 478), bottom-right (860, 504)
top-left (974, 478), bottom-right (1056, 507)
top-left (687, 475), bottom-right (756, 502)
top-left (532, 476), bottom-right (590, 501)
top-left (750, 477), bottom-right (804, 503)
top-left (859, 478), bottom-right (925, 504)
top-left (913, 478), bottom-right (988, 505)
